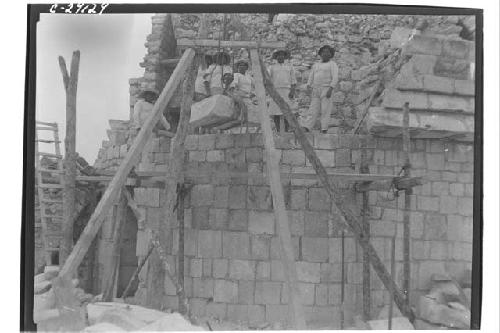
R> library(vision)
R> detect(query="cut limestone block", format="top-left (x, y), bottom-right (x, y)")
top-left (138, 313), bottom-right (204, 331)
top-left (189, 94), bottom-right (236, 128)
top-left (413, 319), bottom-right (448, 330)
top-left (368, 317), bottom-right (414, 329)
top-left (417, 295), bottom-right (470, 329)
top-left (87, 302), bottom-right (165, 326)
top-left (34, 280), bottom-right (52, 295)
top-left (95, 308), bottom-right (147, 331)
top-left (366, 106), bottom-right (474, 142)
top-left (84, 322), bottom-right (126, 332)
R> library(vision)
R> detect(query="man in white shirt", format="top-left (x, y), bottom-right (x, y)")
top-left (229, 60), bottom-right (259, 126)
top-left (301, 45), bottom-right (339, 133)
top-left (132, 88), bottom-right (159, 129)
top-left (268, 49), bottom-right (297, 132)
top-left (194, 54), bottom-right (214, 101)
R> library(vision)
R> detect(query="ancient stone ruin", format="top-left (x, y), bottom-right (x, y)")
top-left (34, 13), bottom-right (476, 330)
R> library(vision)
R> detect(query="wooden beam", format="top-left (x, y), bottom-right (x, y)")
top-left (177, 184), bottom-right (187, 315)
top-left (177, 38), bottom-right (286, 49)
top-left (58, 48), bottom-right (196, 279)
top-left (354, 176), bottom-right (425, 192)
top-left (157, 129), bottom-right (175, 138)
top-left (361, 150), bottom-right (371, 321)
top-left (59, 50), bottom-right (80, 266)
top-left (160, 115), bottom-right (171, 131)
top-left (259, 55), bottom-right (416, 322)
top-left (138, 170), bottom-right (399, 181)
top-left (351, 80), bottom-right (382, 134)
top-left (123, 189), bottom-right (145, 228)
top-left (160, 58), bottom-right (181, 66)
top-left (250, 49), bottom-right (306, 330)
top-left (388, 232), bottom-right (396, 329)
top-left (148, 54), bottom-right (198, 310)
top-left (120, 243), bottom-right (154, 299)
top-left (102, 190), bottom-right (126, 301)
top-left (402, 102), bottom-right (411, 307)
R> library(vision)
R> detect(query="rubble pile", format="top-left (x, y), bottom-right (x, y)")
top-left (33, 267), bottom-right (204, 332)
top-left (414, 273), bottom-right (471, 329)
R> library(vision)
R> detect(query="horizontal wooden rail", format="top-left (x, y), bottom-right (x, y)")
top-left (177, 38), bottom-right (286, 49)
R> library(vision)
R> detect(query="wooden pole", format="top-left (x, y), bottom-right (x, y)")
top-left (402, 102), bottom-right (411, 306)
top-left (388, 233), bottom-right (396, 330)
top-left (58, 48), bottom-right (195, 279)
top-left (340, 230), bottom-right (345, 329)
top-left (177, 183), bottom-right (187, 315)
top-left (259, 56), bottom-right (415, 322)
top-left (361, 149), bottom-right (371, 321)
top-left (147, 54), bottom-right (198, 309)
top-left (250, 49), bottom-right (306, 330)
top-left (121, 243), bottom-right (154, 299)
top-left (59, 50), bottom-right (80, 266)
top-left (103, 190), bottom-right (127, 301)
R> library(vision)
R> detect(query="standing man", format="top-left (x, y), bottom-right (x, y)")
top-left (301, 45), bottom-right (338, 133)
top-left (267, 49), bottom-right (297, 132)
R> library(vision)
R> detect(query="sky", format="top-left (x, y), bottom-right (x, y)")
top-left (36, 13), bottom-right (152, 162)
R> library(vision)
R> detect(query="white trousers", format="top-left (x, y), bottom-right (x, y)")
top-left (301, 86), bottom-right (333, 131)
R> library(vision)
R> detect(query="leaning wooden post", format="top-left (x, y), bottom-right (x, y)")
top-left (58, 49), bottom-right (195, 279)
top-left (250, 49), bottom-right (306, 330)
top-left (147, 54), bottom-right (198, 309)
top-left (259, 56), bottom-right (415, 322)
top-left (58, 50), bottom-right (80, 266)
top-left (401, 102), bottom-right (411, 306)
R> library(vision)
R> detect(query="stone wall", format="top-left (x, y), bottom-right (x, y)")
top-left (93, 131), bottom-right (473, 327)
top-left (130, 13), bottom-right (474, 132)
top-left (367, 31), bottom-right (475, 140)
top-left (92, 12), bottom-right (475, 327)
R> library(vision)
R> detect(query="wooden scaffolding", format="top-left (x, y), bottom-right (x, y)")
top-left (55, 39), bottom-right (424, 328)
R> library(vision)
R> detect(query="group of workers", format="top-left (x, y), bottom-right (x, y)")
top-left (133, 44), bottom-right (339, 134)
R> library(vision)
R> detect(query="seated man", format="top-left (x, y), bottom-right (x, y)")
top-left (228, 60), bottom-right (260, 128)
top-left (132, 88), bottom-right (171, 132)
top-left (203, 51), bottom-right (232, 96)
top-left (194, 54), bottom-right (214, 102)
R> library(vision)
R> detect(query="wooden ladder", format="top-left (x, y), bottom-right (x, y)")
top-left (35, 120), bottom-right (64, 265)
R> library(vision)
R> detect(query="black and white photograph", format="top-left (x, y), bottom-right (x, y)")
top-left (17, 2), bottom-right (491, 331)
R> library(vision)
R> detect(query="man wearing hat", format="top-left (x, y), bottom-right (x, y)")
top-left (203, 51), bottom-right (233, 96)
top-left (301, 45), bottom-right (338, 133)
top-left (132, 88), bottom-right (169, 130)
top-left (267, 49), bottom-right (297, 132)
